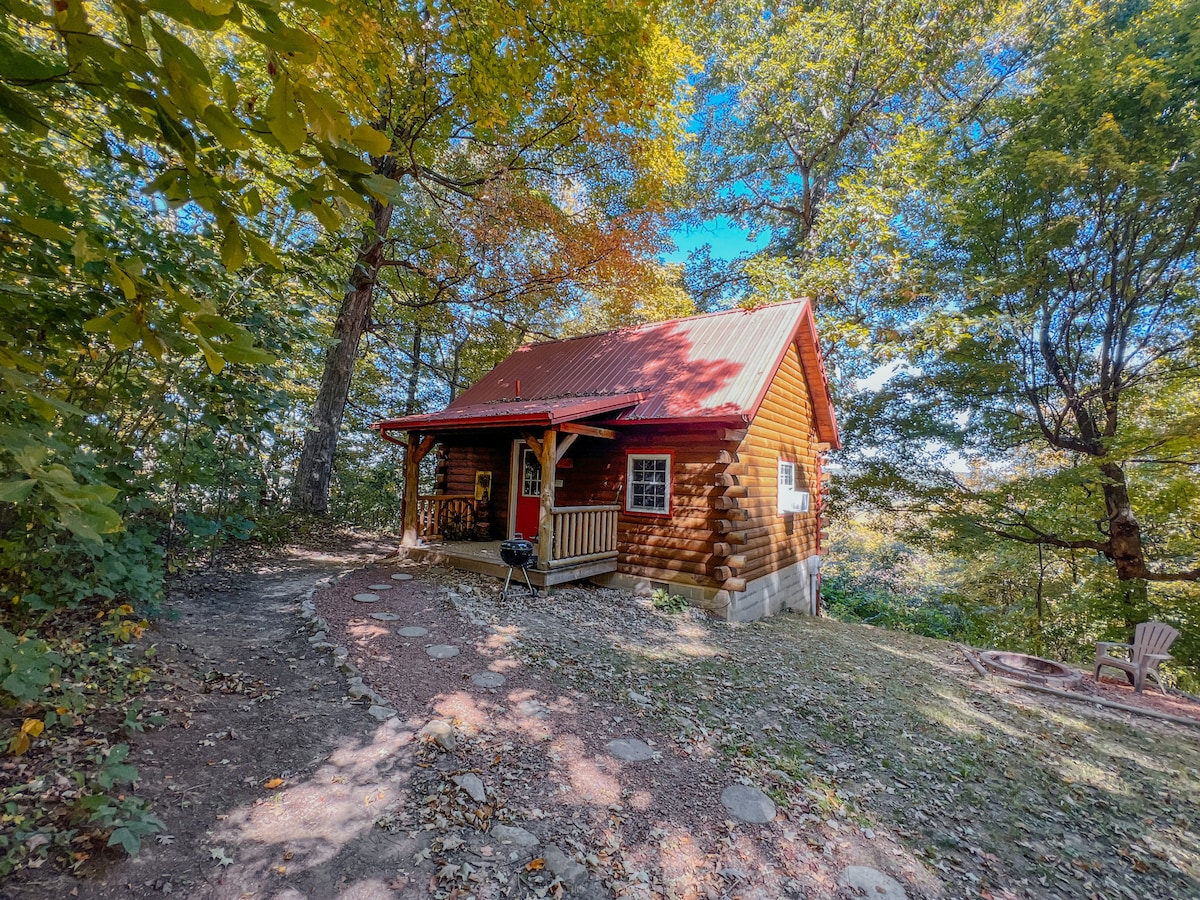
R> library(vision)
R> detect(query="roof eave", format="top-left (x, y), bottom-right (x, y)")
top-left (598, 413), bottom-right (750, 428)
top-left (372, 412), bottom-right (554, 435)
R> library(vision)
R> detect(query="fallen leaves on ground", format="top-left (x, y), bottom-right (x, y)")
top-left (436, 572), bottom-right (1200, 900)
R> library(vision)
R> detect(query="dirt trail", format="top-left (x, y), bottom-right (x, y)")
top-left (3, 537), bottom-right (410, 900)
top-left (302, 563), bottom-right (931, 900)
top-left (29, 537), bottom-right (1196, 900)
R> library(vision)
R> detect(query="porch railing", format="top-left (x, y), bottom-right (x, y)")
top-left (417, 494), bottom-right (476, 539)
top-left (549, 505), bottom-right (619, 568)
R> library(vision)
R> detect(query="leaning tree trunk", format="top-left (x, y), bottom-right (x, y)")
top-left (1099, 460), bottom-right (1150, 581)
top-left (292, 174), bottom-right (396, 513)
top-left (1098, 460), bottom-right (1152, 629)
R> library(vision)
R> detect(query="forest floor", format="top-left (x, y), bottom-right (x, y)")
top-left (4, 538), bottom-right (1199, 900)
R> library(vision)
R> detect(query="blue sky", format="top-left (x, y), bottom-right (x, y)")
top-left (663, 215), bottom-right (770, 264)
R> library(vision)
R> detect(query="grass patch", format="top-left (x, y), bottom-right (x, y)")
top-left (492, 588), bottom-right (1200, 899)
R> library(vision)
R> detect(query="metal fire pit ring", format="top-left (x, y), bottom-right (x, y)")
top-left (979, 651), bottom-right (1082, 689)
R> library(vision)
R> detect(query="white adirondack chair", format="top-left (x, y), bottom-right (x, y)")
top-left (1094, 622), bottom-right (1179, 694)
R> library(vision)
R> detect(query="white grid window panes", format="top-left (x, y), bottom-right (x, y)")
top-left (627, 454), bottom-right (671, 514)
top-left (522, 449), bottom-right (541, 497)
top-left (778, 459), bottom-right (810, 513)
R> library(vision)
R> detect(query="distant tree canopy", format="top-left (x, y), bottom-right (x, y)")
top-left (828, 0), bottom-right (1200, 664)
top-left (865, 0), bottom-right (1200, 585)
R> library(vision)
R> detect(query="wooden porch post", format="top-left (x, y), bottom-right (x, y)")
top-left (400, 433), bottom-right (435, 548)
top-left (536, 428), bottom-right (556, 569)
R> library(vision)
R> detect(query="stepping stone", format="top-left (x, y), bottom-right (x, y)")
top-left (397, 626), bottom-right (429, 638)
top-left (369, 612), bottom-right (401, 622)
top-left (453, 773), bottom-right (488, 803)
top-left (490, 824), bottom-right (538, 848)
top-left (839, 866), bottom-right (907, 900)
top-left (391, 573), bottom-right (414, 581)
top-left (367, 584), bottom-right (394, 591)
top-left (720, 784), bottom-right (777, 824)
top-left (353, 593), bottom-right (380, 603)
top-left (470, 672), bottom-right (506, 689)
top-left (426, 644), bottom-right (460, 659)
top-left (607, 737), bottom-right (655, 762)
top-left (542, 845), bottom-right (588, 887)
top-left (517, 699), bottom-right (548, 718)
top-left (367, 705), bottom-right (397, 721)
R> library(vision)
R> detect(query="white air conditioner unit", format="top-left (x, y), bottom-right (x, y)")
top-left (782, 490), bottom-right (810, 513)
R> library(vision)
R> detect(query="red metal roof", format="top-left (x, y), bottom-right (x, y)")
top-left (371, 393), bottom-right (644, 434)
top-left (373, 300), bottom-right (840, 447)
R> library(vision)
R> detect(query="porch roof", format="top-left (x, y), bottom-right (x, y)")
top-left (371, 392), bottom-right (644, 436)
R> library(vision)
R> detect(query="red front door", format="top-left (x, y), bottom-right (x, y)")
top-left (514, 445), bottom-right (542, 539)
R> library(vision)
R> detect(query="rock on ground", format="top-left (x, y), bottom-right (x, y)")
top-left (720, 784), bottom-right (777, 824)
top-left (839, 865), bottom-right (908, 900)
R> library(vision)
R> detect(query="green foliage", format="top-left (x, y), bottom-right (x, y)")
top-left (825, 512), bottom-right (1200, 690)
top-left (651, 588), bottom-right (690, 614)
top-left (675, 0), bottom-right (1005, 361)
top-left (0, 596), bottom-right (163, 874)
top-left (821, 520), bottom-right (969, 640)
top-left (327, 442), bottom-right (405, 530)
top-left (827, 0), bottom-right (1200, 684)
top-left (0, 739), bottom-right (163, 874)
top-left (0, 628), bottom-right (59, 704)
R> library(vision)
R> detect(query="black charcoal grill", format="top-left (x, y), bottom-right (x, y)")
top-left (499, 537), bottom-right (536, 599)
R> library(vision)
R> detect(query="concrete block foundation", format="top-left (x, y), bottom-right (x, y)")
top-left (592, 555), bottom-right (821, 622)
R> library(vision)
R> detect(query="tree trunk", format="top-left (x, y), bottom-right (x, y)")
top-left (404, 321), bottom-right (422, 416)
top-left (1034, 543), bottom-right (1045, 654)
top-left (1099, 460), bottom-right (1151, 629)
top-left (1099, 460), bottom-right (1149, 582)
top-left (292, 177), bottom-right (396, 513)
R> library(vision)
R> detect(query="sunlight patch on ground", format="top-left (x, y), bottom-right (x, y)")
top-left (219, 721), bottom-right (412, 872)
top-left (432, 690), bottom-right (490, 732)
top-left (553, 741), bottom-right (622, 805)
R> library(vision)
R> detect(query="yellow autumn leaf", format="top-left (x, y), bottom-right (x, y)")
top-left (350, 122), bottom-right (391, 156)
top-left (9, 719), bottom-right (43, 756)
top-left (263, 778), bottom-right (284, 789)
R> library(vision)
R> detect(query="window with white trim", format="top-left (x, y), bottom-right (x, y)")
top-left (778, 460), bottom-right (810, 513)
top-left (626, 453), bottom-right (671, 515)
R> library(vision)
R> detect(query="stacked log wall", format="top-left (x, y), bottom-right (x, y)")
top-left (732, 342), bottom-right (822, 583)
top-left (429, 337), bottom-right (823, 590)
top-left (439, 434), bottom-right (513, 537)
top-left (549, 426), bottom-right (723, 586)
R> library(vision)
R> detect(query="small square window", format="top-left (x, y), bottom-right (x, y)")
top-left (627, 453), bottom-right (672, 515)
top-left (778, 460), bottom-right (810, 513)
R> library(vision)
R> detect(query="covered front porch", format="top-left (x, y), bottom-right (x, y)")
top-left (373, 393), bottom-right (639, 588)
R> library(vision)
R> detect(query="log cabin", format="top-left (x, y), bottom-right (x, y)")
top-left (370, 299), bottom-right (840, 621)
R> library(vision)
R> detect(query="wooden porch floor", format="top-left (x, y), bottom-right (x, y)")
top-left (409, 540), bottom-right (618, 588)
